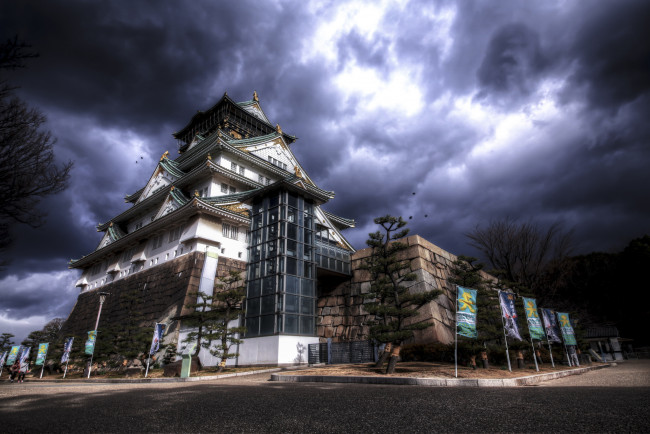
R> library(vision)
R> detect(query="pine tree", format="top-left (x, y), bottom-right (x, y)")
top-left (362, 215), bottom-right (443, 374)
top-left (176, 291), bottom-right (219, 369)
top-left (0, 333), bottom-right (15, 352)
top-left (202, 270), bottom-right (246, 372)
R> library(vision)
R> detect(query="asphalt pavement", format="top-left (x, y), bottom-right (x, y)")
top-left (0, 360), bottom-right (648, 433)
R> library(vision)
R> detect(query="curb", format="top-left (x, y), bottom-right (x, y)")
top-left (270, 363), bottom-right (616, 387)
top-left (19, 367), bottom-right (283, 384)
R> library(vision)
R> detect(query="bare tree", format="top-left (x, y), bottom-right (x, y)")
top-left (0, 37), bottom-right (72, 268)
top-left (466, 218), bottom-right (572, 293)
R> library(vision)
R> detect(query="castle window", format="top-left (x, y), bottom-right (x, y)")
top-left (152, 234), bottom-right (163, 250)
top-left (168, 225), bottom-right (184, 243)
top-left (231, 162), bottom-right (237, 171)
top-left (222, 223), bottom-right (239, 240)
top-left (239, 166), bottom-right (245, 175)
top-left (229, 186), bottom-right (237, 194)
top-left (135, 221), bottom-right (143, 230)
top-left (221, 183), bottom-right (229, 193)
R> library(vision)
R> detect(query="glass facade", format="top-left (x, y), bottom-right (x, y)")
top-left (245, 190), bottom-right (316, 337)
top-left (315, 227), bottom-right (351, 274)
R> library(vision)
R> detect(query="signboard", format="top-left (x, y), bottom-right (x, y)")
top-left (557, 312), bottom-right (577, 345)
top-left (522, 297), bottom-right (545, 340)
top-left (456, 286), bottom-right (478, 338)
top-left (6, 345), bottom-right (21, 365)
top-left (85, 330), bottom-right (97, 355)
top-left (35, 343), bottom-right (49, 366)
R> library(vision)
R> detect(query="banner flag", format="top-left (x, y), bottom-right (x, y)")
top-left (0, 350), bottom-right (7, 368)
top-left (499, 291), bottom-right (522, 340)
top-left (522, 297), bottom-right (545, 340)
top-left (61, 337), bottom-right (74, 364)
top-left (6, 345), bottom-right (20, 365)
top-left (557, 312), bottom-right (577, 345)
top-left (149, 323), bottom-right (166, 355)
top-left (19, 346), bottom-right (30, 363)
top-left (35, 343), bottom-right (49, 366)
top-left (456, 287), bottom-right (478, 338)
top-left (85, 330), bottom-right (97, 355)
top-left (541, 308), bottom-right (562, 343)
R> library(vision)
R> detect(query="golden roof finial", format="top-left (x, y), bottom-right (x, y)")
top-left (294, 166), bottom-right (302, 178)
top-left (253, 90), bottom-right (259, 102)
top-left (207, 153), bottom-right (212, 160)
top-left (276, 124), bottom-right (283, 134)
top-left (160, 150), bottom-right (169, 161)
top-left (170, 186), bottom-right (175, 191)
top-left (194, 190), bottom-right (200, 197)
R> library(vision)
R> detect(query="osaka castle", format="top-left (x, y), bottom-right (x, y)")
top-left (65, 91), bottom-right (357, 366)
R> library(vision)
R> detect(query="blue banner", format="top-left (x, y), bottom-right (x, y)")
top-left (457, 287), bottom-right (478, 338)
top-left (541, 308), bottom-right (562, 343)
top-left (19, 346), bottom-right (30, 364)
top-left (557, 312), bottom-right (577, 345)
top-left (499, 291), bottom-right (522, 340)
top-left (61, 337), bottom-right (74, 364)
top-left (149, 323), bottom-right (165, 355)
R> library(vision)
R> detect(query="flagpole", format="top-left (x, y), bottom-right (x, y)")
top-left (63, 360), bottom-right (69, 379)
top-left (557, 312), bottom-right (572, 367)
top-left (529, 335), bottom-right (539, 372)
top-left (145, 358), bottom-right (151, 378)
top-left (40, 362), bottom-right (45, 379)
top-left (455, 286), bottom-right (458, 379)
top-left (498, 291), bottom-right (512, 372)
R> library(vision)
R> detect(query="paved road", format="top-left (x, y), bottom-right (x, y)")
top-left (1, 361), bottom-right (648, 433)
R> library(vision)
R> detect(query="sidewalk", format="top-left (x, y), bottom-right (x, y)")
top-left (7, 367), bottom-right (283, 384)
top-left (270, 363), bottom-right (616, 387)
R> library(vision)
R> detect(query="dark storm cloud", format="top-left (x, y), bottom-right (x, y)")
top-left (477, 23), bottom-right (547, 102)
top-left (565, 0), bottom-right (650, 112)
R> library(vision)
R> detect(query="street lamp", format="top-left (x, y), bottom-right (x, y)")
top-left (87, 291), bottom-right (109, 378)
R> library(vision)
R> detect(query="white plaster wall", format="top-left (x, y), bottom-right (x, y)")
top-left (276, 335), bottom-right (319, 365)
top-left (236, 335), bottom-right (318, 365)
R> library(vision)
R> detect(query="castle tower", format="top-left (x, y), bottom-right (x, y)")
top-left (65, 92), bottom-right (355, 365)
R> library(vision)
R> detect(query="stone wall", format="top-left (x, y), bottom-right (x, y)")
top-left (61, 252), bottom-right (246, 344)
top-left (317, 235), bottom-right (493, 345)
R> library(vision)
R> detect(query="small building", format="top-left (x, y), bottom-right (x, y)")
top-left (585, 326), bottom-right (628, 361)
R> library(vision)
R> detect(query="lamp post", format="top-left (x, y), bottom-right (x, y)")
top-left (87, 292), bottom-right (109, 378)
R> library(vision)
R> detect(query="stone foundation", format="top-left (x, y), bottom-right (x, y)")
top-left (317, 235), bottom-right (492, 345)
top-left (61, 252), bottom-right (246, 343)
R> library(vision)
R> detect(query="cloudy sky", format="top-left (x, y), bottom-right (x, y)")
top-left (1, 0), bottom-right (649, 343)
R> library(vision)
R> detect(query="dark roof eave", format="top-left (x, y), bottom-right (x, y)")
top-left (73, 200), bottom-right (251, 269)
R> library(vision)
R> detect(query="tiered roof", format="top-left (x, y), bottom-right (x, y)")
top-left (71, 92), bottom-right (355, 268)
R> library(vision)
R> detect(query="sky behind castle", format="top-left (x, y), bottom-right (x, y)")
top-left (1, 0), bottom-right (649, 343)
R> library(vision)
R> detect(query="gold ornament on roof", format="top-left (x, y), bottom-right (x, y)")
top-left (253, 91), bottom-right (259, 102)
top-left (276, 124), bottom-right (283, 134)
top-left (194, 190), bottom-right (200, 197)
top-left (294, 166), bottom-right (303, 178)
top-left (170, 186), bottom-right (175, 191)
top-left (160, 151), bottom-right (169, 161)
top-left (207, 153), bottom-right (212, 160)
top-left (221, 204), bottom-right (251, 217)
